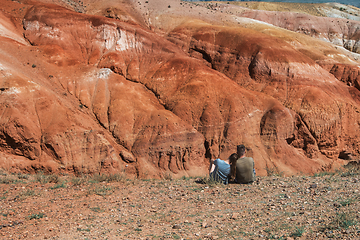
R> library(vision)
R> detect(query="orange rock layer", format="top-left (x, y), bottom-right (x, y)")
top-left (0, 0), bottom-right (359, 178)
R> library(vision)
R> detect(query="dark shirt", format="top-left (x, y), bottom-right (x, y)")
top-left (236, 157), bottom-right (255, 184)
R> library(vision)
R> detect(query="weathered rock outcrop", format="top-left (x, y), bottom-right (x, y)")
top-left (318, 62), bottom-right (360, 90)
top-left (239, 9), bottom-right (360, 54)
top-left (0, 0), bottom-right (360, 177)
top-left (167, 20), bottom-right (360, 165)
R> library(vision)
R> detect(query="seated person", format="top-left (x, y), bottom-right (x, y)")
top-left (235, 144), bottom-right (256, 184)
top-left (228, 153), bottom-right (239, 182)
top-left (209, 157), bottom-right (231, 184)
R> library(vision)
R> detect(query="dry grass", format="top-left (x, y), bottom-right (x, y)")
top-left (0, 168), bottom-right (359, 239)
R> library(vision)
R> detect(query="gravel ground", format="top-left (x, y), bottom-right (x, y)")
top-left (0, 167), bottom-right (359, 239)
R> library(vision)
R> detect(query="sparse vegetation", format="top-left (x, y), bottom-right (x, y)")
top-left (20, 189), bottom-right (36, 197)
top-left (77, 228), bottom-right (90, 232)
top-left (71, 175), bottom-right (87, 185)
top-left (320, 211), bottom-right (358, 231)
top-left (0, 168), bottom-right (359, 239)
top-left (28, 213), bottom-right (44, 220)
top-left (0, 176), bottom-right (16, 184)
top-left (340, 163), bottom-right (359, 177)
top-left (195, 176), bottom-right (223, 186)
top-left (34, 172), bottom-right (60, 184)
top-left (17, 173), bottom-right (29, 179)
top-left (163, 172), bottom-right (173, 181)
top-left (50, 182), bottom-right (67, 189)
top-left (89, 173), bottom-right (126, 183)
top-left (89, 185), bottom-right (113, 196)
top-left (290, 226), bottom-right (305, 238)
top-left (90, 207), bottom-right (102, 213)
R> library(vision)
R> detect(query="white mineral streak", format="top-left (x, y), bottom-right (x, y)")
top-left (23, 20), bottom-right (40, 31)
top-left (248, 109), bottom-right (261, 118)
top-left (98, 25), bottom-right (120, 50)
top-left (6, 87), bottom-right (21, 95)
top-left (234, 16), bottom-right (274, 27)
top-left (115, 29), bottom-right (143, 52)
top-left (97, 68), bottom-right (112, 79)
top-left (0, 62), bottom-right (6, 72)
top-left (0, 63), bottom-right (12, 77)
top-left (45, 27), bottom-right (61, 39)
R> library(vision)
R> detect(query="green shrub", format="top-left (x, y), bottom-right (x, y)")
top-left (0, 177), bottom-right (15, 184)
top-left (290, 226), bottom-right (305, 238)
top-left (320, 212), bottom-right (357, 231)
top-left (50, 182), bottom-right (67, 189)
top-left (89, 173), bottom-right (126, 183)
top-left (28, 213), bottom-right (44, 220)
top-left (35, 172), bottom-right (59, 184)
top-left (71, 176), bottom-right (87, 186)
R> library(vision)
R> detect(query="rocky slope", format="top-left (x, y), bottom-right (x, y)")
top-left (0, 0), bottom-right (360, 178)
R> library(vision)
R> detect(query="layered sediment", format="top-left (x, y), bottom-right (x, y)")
top-left (0, 0), bottom-right (359, 177)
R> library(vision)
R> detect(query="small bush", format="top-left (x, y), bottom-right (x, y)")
top-left (313, 171), bottom-right (336, 177)
top-left (90, 207), bottom-right (102, 212)
top-left (1, 190), bottom-right (8, 200)
top-left (71, 176), bottom-right (87, 186)
top-left (77, 228), bottom-right (90, 232)
top-left (163, 172), bottom-right (173, 181)
top-left (195, 177), bottom-right (222, 186)
top-left (0, 177), bottom-right (15, 184)
top-left (87, 186), bottom-right (113, 196)
top-left (181, 176), bottom-right (193, 181)
top-left (28, 213), bottom-right (44, 220)
top-left (340, 163), bottom-right (359, 177)
top-left (50, 182), bottom-right (67, 189)
top-left (266, 167), bottom-right (284, 177)
top-left (339, 198), bottom-right (356, 207)
top-left (89, 173), bottom-right (126, 183)
top-left (320, 212), bottom-right (357, 231)
top-left (21, 189), bottom-right (36, 197)
top-left (17, 173), bottom-right (29, 180)
top-left (290, 226), bottom-right (305, 238)
top-left (35, 172), bottom-right (59, 184)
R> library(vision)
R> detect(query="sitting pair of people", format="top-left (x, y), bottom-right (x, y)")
top-left (209, 145), bottom-right (255, 184)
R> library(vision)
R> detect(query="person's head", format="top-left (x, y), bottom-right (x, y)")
top-left (228, 153), bottom-right (238, 165)
top-left (228, 153), bottom-right (239, 182)
top-left (237, 144), bottom-right (246, 157)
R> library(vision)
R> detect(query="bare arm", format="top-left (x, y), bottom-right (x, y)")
top-left (209, 159), bottom-right (216, 173)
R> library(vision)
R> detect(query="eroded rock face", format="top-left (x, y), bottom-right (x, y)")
top-left (239, 10), bottom-right (360, 54)
top-left (318, 62), bottom-right (360, 89)
top-left (167, 21), bottom-right (360, 166)
top-left (0, 0), bottom-right (360, 177)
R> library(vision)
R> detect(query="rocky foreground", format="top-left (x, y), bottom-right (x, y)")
top-left (1, 164), bottom-right (359, 239)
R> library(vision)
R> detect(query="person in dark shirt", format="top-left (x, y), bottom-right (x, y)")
top-left (235, 144), bottom-right (256, 184)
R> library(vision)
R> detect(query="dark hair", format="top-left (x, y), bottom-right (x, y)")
top-left (237, 144), bottom-right (246, 156)
top-left (229, 153), bottom-right (239, 182)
